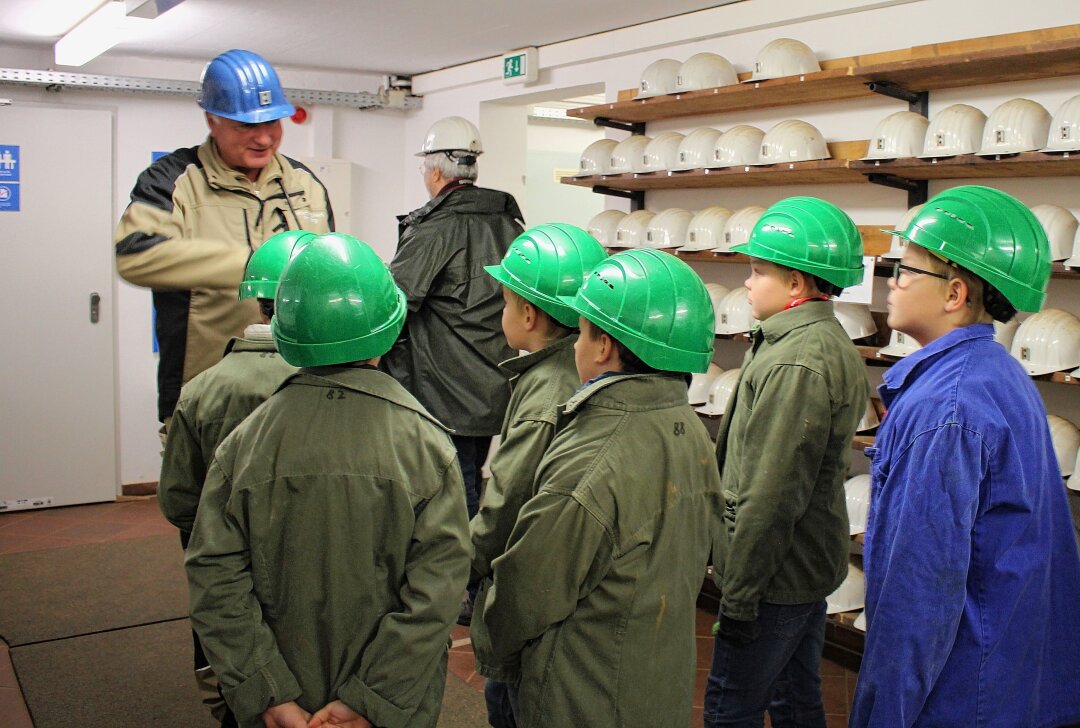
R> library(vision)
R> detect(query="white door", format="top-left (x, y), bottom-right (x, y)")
top-left (0, 103), bottom-right (117, 509)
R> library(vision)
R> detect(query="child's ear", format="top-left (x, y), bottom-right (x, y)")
top-left (943, 277), bottom-right (968, 313)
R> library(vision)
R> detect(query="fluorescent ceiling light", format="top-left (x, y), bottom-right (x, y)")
top-left (55, 1), bottom-right (149, 67)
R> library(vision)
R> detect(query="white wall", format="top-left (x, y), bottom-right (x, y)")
top-left (525, 120), bottom-right (605, 228)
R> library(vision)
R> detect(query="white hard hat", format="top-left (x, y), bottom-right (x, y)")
top-left (1064, 225), bottom-right (1080, 269)
top-left (1048, 415), bottom-right (1080, 477)
top-left (834, 302), bottom-right (877, 341)
top-left (639, 131), bottom-right (685, 173)
top-left (688, 363), bottom-right (725, 405)
top-left (637, 58), bottom-right (681, 99)
top-left (881, 204), bottom-right (925, 260)
top-left (715, 288), bottom-right (757, 335)
top-left (675, 52), bottom-right (738, 93)
top-left (1068, 448), bottom-right (1080, 491)
top-left (918, 104), bottom-right (987, 158)
top-left (645, 208), bottom-right (694, 249)
top-left (826, 563), bottom-right (866, 614)
top-left (1030, 204), bottom-right (1079, 261)
top-left (857, 399), bottom-right (880, 434)
top-left (609, 135), bottom-right (653, 174)
top-left (994, 318), bottom-right (1020, 351)
top-left (679, 207), bottom-right (734, 252)
top-left (696, 368), bottom-right (741, 416)
top-left (417, 116), bottom-right (483, 156)
top-left (1042, 94), bottom-right (1080, 153)
top-left (879, 328), bottom-right (922, 358)
top-left (755, 119), bottom-right (830, 165)
top-left (717, 206), bottom-right (766, 252)
top-left (844, 474), bottom-right (871, 535)
top-left (672, 127), bottom-right (725, 171)
top-left (862, 111), bottom-right (931, 161)
top-left (711, 125), bottom-right (766, 168)
top-left (1010, 308), bottom-right (1080, 376)
top-left (704, 282), bottom-right (732, 334)
top-left (612, 209), bottom-right (656, 248)
top-left (747, 38), bottom-right (821, 82)
top-left (587, 210), bottom-right (627, 246)
top-left (977, 98), bottom-right (1051, 156)
top-left (577, 139), bottom-right (618, 176)
top-left (853, 610), bottom-right (867, 632)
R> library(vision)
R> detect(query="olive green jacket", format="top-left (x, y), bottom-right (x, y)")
top-left (482, 374), bottom-right (726, 728)
top-left (714, 301), bottom-right (868, 621)
top-left (159, 331), bottom-right (296, 538)
top-left (186, 366), bottom-right (470, 728)
top-left (115, 138), bottom-right (332, 420)
top-left (468, 335), bottom-right (580, 680)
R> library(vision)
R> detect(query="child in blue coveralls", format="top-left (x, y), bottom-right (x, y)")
top-left (851, 186), bottom-right (1080, 728)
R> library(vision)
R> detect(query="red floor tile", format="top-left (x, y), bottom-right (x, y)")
top-left (0, 686), bottom-right (33, 728)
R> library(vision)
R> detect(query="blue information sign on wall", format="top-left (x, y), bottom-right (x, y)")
top-left (0, 145), bottom-right (18, 181)
top-left (0, 183), bottom-right (19, 212)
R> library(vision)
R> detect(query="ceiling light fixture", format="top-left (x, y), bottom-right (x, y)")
top-left (54, 1), bottom-right (150, 67)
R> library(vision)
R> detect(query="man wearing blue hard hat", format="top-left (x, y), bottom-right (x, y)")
top-left (113, 49), bottom-right (334, 727)
top-left (115, 48), bottom-right (334, 446)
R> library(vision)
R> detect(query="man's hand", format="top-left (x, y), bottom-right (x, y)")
top-left (262, 701), bottom-right (312, 728)
top-left (307, 700), bottom-right (373, 728)
top-left (714, 614), bottom-right (761, 647)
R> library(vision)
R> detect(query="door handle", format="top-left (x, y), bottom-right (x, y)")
top-left (89, 291), bottom-right (100, 324)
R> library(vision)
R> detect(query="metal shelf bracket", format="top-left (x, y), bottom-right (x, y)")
top-left (866, 81), bottom-right (929, 117)
top-left (866, 173), bottom-right (928, 207)
top-left (593, 117), bottom-right (646, 135)
top-left (592, 186), bottom-right (646, 211)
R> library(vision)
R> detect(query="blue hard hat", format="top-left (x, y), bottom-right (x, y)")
top-left (198, 49), bottom-right (295, 123)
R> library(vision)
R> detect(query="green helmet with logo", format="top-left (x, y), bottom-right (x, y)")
top-left (561, 249), bottom-right (715, 373)
top-left (732, 196), bottom-right (864, 288)
top-left (887, 185), bottom-right (1050, 312)
top-left (271, 233), bottom-right (407, 367)
top-left (485, 223), bottom-right (608, 327)
top-left (239, 230), bottom-right (317, 300)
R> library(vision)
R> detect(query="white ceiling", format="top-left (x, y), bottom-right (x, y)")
top-left (0, 0), bottom-right (738, 75)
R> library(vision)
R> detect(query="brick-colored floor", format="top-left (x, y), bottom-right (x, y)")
top-left (0, 498), bottom-right (858, 727)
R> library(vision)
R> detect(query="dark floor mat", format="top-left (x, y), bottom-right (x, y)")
top-left (10, 618), bottom-right (217, 728)
top-left (0, 534), bottom-right (188, 646)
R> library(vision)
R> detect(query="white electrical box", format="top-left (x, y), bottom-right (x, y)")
top-left (299, 157), bottom-right (354, 234)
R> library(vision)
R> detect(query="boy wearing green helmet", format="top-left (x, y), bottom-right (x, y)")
top-left (850, 186), bottom-right (1080, 728)
top-left (185, 234), bottom-right (470, 728)
top-left (482, 248), bottom-right (726, 727)
top-left (470, 223), bottom-right (606, 728)
top-left (160, 229), bottom-right (312, 727)
top-left (705, 197), bottom-right (869, 728)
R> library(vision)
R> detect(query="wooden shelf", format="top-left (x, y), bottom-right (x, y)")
top-left (855, 344), bottom-right (1080, 386)
top-left (852, 152), bottom-right (1080, 181)
top-left (565, 141), bottom-right (869, 190)
top-left (568, 25), bottom-right (1080, 124)
top-left (607, 228), bottom-right (893, 263)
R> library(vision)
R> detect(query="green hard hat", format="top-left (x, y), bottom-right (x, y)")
top-left (239, 230), bottom-right (317, 300)
top-left (560, 249), bottom-right (715, 373)
top-left (732, 196), bottom-right (864, 288)
top-left (484, 223), bottom-right (608, 327)
top-left (886, 185), bottom-right (1050, 312)
top-left (271, 233), bottom-right (407, 367)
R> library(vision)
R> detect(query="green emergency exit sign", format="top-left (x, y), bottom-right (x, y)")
top-left (502, 47), bottom-right (538, 85)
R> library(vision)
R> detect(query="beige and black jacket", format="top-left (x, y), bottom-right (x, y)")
top-left (115, 137), bottom-right (333, 420)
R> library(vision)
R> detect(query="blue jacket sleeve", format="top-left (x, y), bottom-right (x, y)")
top-left (852, 424), bottom-right (986, 728)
